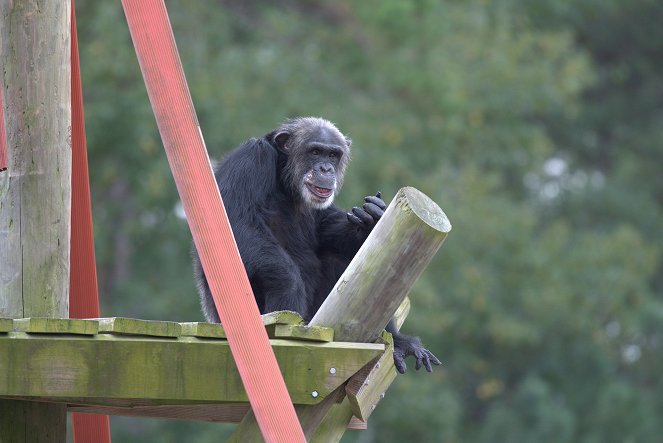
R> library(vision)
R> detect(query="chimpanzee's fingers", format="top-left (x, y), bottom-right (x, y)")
top-left (429, 352), bottom-right (442, 366)
top-left (362, 202), bottom-right (384, 220)
top-left (347, 213), bottom-right (364, 226)
top-left (415, 354), bottom-right (423, 371)
top-left (394, 354), bottom-right (407, 374)
top-left (423, 355), bottom-right (433, 372)
top-left (365, 195), bottom-right (387, 210)
top-left (352, 207), bottom-right (374, 226)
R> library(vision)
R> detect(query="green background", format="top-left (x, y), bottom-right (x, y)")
top-left (72, 0), bottom-right (663, 441)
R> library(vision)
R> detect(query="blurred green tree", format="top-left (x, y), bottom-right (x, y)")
top-left (72, 0), bottom-right (662, 441)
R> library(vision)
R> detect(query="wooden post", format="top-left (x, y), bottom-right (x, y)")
top-left (0, 1), bottom-right (72, 442)
top-left (229, 187), bottom-right (451, 441)
top-left (309, 187), bottom-right (451, 339)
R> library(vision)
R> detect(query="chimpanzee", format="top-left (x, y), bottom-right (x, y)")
top-left (193, 117), bottom-right (440, 373)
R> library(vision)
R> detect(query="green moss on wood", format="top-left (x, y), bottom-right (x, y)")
top-left (13, 318), bottom-right (98, 335)
top-left (97, 317), bottom-right (181, 337)
top-left (272, 324), bottom-right (334, 342)
top-left (0, 334), bottom-right (383, 405)
top-left (260, 310), bottom-right (304, 326)
top-left (346, 332), bottom-right (397, 421)
top-left (180, 322), bottom-right (226, 339)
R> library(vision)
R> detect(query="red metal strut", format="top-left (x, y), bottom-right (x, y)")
top-left (69, 1), bottom-right (112, 441)
top-left (121, 1), bottom-right (305, 441)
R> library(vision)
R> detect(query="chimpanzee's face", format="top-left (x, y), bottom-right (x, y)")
top-left (297, 128), bottom-right (348, 208)
top-left (274, 120), bottom-right (351, 209)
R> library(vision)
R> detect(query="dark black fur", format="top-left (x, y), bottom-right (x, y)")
top-left (194, 117), bottom-right (440, 373)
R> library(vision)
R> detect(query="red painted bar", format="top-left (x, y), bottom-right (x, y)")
top-left (69, 2), bottom-right (112, 441)
top-left (120, 1), bottom-right (305, 441)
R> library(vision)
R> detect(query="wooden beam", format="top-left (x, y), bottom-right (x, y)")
top-left (345, 333), bottom-right (398, 421)
top-left (0, 1), bottom-right (72, 441)
top-left (66, 404), bottom-right (368, 430)
top-left (230, 187), bottom-right (452, 441)
top-left (0, 333), bottom-right (383, 405)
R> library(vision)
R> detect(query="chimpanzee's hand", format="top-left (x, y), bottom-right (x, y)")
top-left (347, 192), bottom-right (387, 230)
top-left (393, 335), bottom-right (442, 374)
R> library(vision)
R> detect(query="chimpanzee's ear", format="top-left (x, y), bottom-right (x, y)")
top-left (273, 131), bottom-right (291, 154)
top-left (344, 136), bottom-right (352, 148)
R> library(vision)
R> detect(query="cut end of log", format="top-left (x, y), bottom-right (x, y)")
top-left (400, 187), bottom-right (452, 233)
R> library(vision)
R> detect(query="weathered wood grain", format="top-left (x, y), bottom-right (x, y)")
top-left (272, 324), bottom-right (334, 342)
top-left (66, 403), bottom-right (367, 429)
top-left (0, 334), bottom-right (383, 405)
top-left (180, 321), bottom-right (227, 338)
top-left (345, 333), bottom-right (398, 421)
top-left (0, 2), bottom-right (72, 441)
top-left (96, 317), bottom-right (181, 337)
top-left (230, 187), bottom-right (452, 441)
top-left (310, 187), bottom-right (451, 341)
top-left (13, 318), bottom-right (98, 335)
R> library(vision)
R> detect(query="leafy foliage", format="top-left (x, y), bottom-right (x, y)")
top-left (73, 0), bottom-right (663, 441)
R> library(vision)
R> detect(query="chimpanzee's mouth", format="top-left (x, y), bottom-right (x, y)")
top-left (306, 183), bottom-right (333, 199)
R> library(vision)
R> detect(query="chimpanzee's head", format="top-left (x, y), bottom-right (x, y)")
top-left (270, 117), bottom-right (351, 209)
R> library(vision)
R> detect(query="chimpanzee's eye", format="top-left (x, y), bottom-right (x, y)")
top-left (312, 149), bottom-right (320, 156)
top-left (329, 152), bottom-right (337, 159)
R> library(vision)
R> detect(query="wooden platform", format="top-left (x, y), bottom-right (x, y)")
top-left (0, 312), bottom-right (386, 428)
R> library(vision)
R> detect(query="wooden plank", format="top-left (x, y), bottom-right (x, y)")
top-left (67, 403), bottom-right (367, 429)
top-left (308, 397), bottom-right (356, 443)
top-left (348, 416), bottom-right (367, 430)
top-left (0, 400), bottom-right (67, 443)
top-left (97, 317), bottom-right (181, 337)
top-left (69, 403), bottom-right (250, 423)
top-left (0, 319), bottom-right (12, 333)
top-left (13, 318), bottom-right (98, 335)
top-left (181, 311), bottom-right (305, 339)
top-left (180, 311), bottom-right (305, 339)
top-left (272, 324), bottom-right (334, 342)
top-left (180, 322), bottom-right (226, 339)
top-left (260, 310), bottom-right (304, 326)
top-left (346, 333), bottom-right (398, 421)
top-left (0, 334), bottom-right (383, 405)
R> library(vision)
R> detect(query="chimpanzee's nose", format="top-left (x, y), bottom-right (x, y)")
top-left (319, 164), bottom-right (333, 174)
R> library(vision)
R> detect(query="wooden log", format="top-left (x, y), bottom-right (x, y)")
top-left (230, 187), bottom-right (451, 441)
top-left (0, 1), bottom-right (72, 441)
top-left (310, 187), bottom-right (451, 339)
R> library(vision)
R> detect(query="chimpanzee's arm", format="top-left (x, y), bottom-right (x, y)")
top-left (318, 193), bottom-right (387, 258)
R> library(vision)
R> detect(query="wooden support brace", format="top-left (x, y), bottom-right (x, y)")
top-left (229, 187), bottom-right (451, 441)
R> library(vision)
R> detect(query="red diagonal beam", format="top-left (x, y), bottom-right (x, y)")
top-left (120, 1), bottom-right (305, 441)
top-left (69, 1), bottom-right (112, 442)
